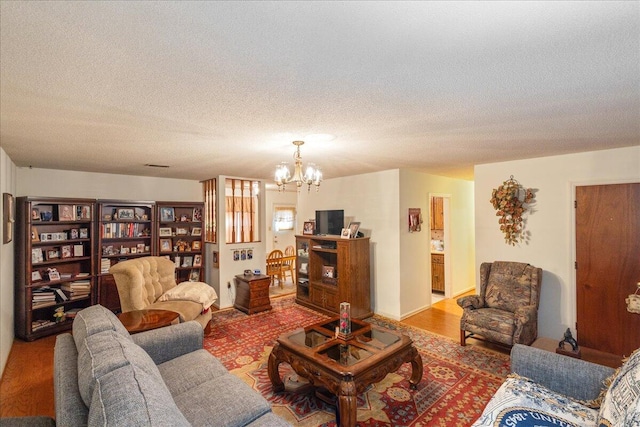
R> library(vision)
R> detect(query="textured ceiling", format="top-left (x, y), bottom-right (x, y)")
top-left (1, 1), bottom-right (638, 182)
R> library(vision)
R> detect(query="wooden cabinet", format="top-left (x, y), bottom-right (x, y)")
top-left (15, 197), bottom-right (96, 340)
top-left (431, 197), bottom-right (444, 230)
top-left (156, 202), bottom-right (205, 284)
top-left (233, 274), bottom-right (271, 314)
top-left (295, 235), bottom-right (371, 319)
top-left (431, 253), bottom-right (444, 293)
top-left (96, 200), bottom-right (155, 312)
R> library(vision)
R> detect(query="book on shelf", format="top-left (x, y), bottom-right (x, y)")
top-left (100, 258), bottom-right (111, 273)
top-left (65, 308), bottom-right (82, 319)
top-left (54, 288), bottom-right (69, 302)
top-left (32, 320), bottom-right (55, 331)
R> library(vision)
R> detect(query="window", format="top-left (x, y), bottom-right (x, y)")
top-left (273, 206), bottom-right (296, 231)
top-left (225, 179), bottom-right (260, 243)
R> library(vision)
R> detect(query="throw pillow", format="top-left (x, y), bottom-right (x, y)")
top-left (597, 348), bottom-right (640, 426)
top-left (158, 281), bottom-right (218, 310)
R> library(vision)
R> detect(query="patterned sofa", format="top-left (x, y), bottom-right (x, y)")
top-left (472, 344), bottom-right (639, 426)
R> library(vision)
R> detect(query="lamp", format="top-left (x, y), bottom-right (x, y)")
top-left (274, 141), bottom-right (322, 192)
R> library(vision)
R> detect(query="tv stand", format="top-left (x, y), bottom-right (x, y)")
top-left (295, 235), bottom-right (371, 319)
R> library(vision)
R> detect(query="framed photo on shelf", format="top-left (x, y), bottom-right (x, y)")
top-left (73, 244), bottom-right (84, 257)
top-left (116, 208), bottom-right (135, 220)
top-left (192, 240), bottom-right (201, 250)
top-left (47, 249), bottom-right (60, 260)
top-left (348, 222), bottom-right (361, 238)
top-left (212, 251), bottom-right (219, 268)
top-left (193, 254), bottom-right (202, 267)
top-left (175, 227), bottom-right (188, 236)
top-left (70, 228), bottom-right (79, 239)
top-left (303, 221), bottom-right (315, 235)
top-left (322, 265), bottom-right (336, 284)
top-left (31, 207), bottom-right (40, 221)
top-left (159, 227), bottom-right (172, 237)
top-left (61, 245), bottom-right (72, 259)
top-left (160, 238), bottom-right (173, 252)
top-left (191, 227), bottom-right (202, 236)
top-left (32, 248), bottom-right (44, 264)
top-left (160, 207), bottom-right (175, 222)
top-left (189, 270), bottom-right (200, 282)
top-left (47, 268), bottom-right (60, 281)
top-left (31, 226), bottom-right (40, 242)
top-left (31, 270), bottom-right (42, 282)
top-left (179, 214), bottom-right (190, 222)
top-left (77, 205), bottom-right (91, 220)
top-left (340, 228), bottom-right (351, 239)
top-left (192, 208), bottom-right (202, 222)
top-left (182, 256), bottom-right (193, 267)
top-left (79, 228), bottom-right (89, 239)
top-left (136, 243), bottom-right (145, 253)
top-left (58, 205), bottom-right (75, 221)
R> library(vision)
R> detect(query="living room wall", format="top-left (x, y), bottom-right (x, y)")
top-left (474, 145), bottom-right (640, 341)
top-left (297, 169), bottom-right (475, 320)
top-left (1, 148), bottom-right (17, 376)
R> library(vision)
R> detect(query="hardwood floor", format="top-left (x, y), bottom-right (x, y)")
top-left (0, 293), bottom-right (499, 419)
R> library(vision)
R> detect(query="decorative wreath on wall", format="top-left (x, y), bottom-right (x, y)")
top-left (490, 175), bottom-right (536, 245)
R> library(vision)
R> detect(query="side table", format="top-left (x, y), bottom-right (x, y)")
top-left (234, 274), bottom-right (272, 314)
top-left (117, 309), bottom-right (180, 334)
top-left (531, 337), bottom-right (622, 369)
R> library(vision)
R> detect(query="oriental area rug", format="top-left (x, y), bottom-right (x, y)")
top-left (204, 296), bottom-right (509, 427)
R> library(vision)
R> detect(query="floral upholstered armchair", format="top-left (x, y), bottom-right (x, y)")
top-left (457, 261), bottom-right (542, 347)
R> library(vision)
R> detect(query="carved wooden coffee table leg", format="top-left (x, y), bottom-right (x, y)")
top-left (337, 379), bottom-right (357, 427)
top-left (408, 346), bottom-right (423, 390)
top-left (268, 343), bottom-right (285, 392)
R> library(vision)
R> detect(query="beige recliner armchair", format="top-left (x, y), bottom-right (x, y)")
top-left (110, 256), bottom-right (214, 332)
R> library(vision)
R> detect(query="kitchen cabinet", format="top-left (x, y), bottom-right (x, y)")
top-left (431, 253), bottom-right (444, 293)
top-left (431, 197), bottom-right (444, 230)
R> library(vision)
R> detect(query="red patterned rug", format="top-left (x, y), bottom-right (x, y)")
top-left (204, 296), bottom-right (509, 426)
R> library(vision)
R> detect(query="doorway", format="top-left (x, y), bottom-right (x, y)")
top-left (430, 194), bottom-right (451, 302)
top-left (575, 183), bottom-right (640, 357)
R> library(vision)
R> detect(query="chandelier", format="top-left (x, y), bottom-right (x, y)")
top-left (274, 140), bottom-right (322, 192)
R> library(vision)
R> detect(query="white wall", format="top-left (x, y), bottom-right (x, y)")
top-left (399, 170), bottom-right (475, 318)
top-left (474, 146), bottom-right (640, 339)
top-left (17, 167), bottom-right (202, 201)
top-left (0, 148), bottom-right (17, 377)
top-left (298, 169), bottom-right (475, 320)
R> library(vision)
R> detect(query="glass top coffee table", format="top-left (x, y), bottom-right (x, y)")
top-left (268, 317), bottom-right (423, 427)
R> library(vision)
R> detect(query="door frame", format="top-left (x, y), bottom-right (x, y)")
top-left (570, 178), bottom-right (640, 330)
top-left (429, 193), bottom-right (452, 298)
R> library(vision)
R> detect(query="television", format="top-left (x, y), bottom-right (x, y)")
top-left (315, 210), bottom-right (344, 236)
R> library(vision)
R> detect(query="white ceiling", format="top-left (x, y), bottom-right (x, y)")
top-left (1, 1), bottom-right (638, 182)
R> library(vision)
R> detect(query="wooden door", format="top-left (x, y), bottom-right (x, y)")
top-left (576, 183), bottom-right (640, 357)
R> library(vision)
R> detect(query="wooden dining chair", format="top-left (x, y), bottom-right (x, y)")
top-left (281, 245), bottom-right (296, 285)
top-left (266, 249), bottom-right (284, 288)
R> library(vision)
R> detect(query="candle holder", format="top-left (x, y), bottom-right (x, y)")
top-left (338, 302), bottom-right (352, 340)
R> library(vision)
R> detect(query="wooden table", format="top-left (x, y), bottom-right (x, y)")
top-left (268, 317), bottom-right (423, 427)
top-left (532, 337), bottom-right (622, 368)
top-left (234, 274), bottom-right (272, 314)
top-left (117, 309), bottom-right (180, 334)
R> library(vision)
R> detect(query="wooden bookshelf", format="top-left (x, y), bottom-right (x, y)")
top-left (155, 201), bottom-right (205, 283)
top-left (15, 197), bottom-right (96, 341)
top-left (96, 200), bottom-right (155, 312)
